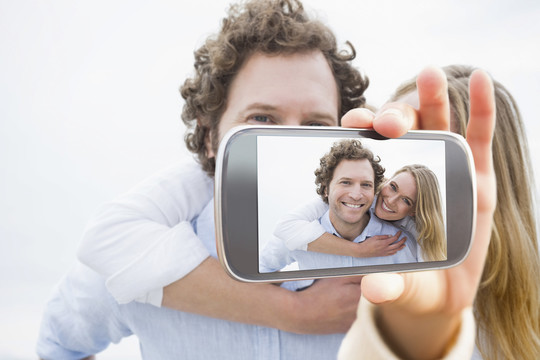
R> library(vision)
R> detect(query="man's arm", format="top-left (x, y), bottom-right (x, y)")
top-left (77, 158), bottom-right (213, 306)
top-left (76, 156), bottom-right (362, 334)
top-left (163, 257), bottom-right (363, 334)
top-left (36, 263), bottom-right (132, 360)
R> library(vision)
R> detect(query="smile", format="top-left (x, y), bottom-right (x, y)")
top-left (342, 202), bottom-right (364, 209)
top-left (381, 200), bottom-right (395, 213)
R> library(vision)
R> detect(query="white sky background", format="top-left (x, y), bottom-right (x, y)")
top-left (1, 0), bottom-right (539, 358)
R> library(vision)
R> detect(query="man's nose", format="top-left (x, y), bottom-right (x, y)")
top-left (349, 186), bottom-right (362, 200)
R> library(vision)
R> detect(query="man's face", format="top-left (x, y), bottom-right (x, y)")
top-left (205, 51), bottom-right (340, 157)
top-left (327, 159), bottom-right (375, 235)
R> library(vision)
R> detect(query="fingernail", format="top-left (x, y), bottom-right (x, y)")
top-left (379, 108), bottom-right (404, 120)
top-left (358, 108), bottom-right (376, 117)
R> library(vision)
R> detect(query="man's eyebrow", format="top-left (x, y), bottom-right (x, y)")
top-left (233, 103), bottom-right (278, 123)
top-left (307, 112), bottom-right (338, 121)
top-left (338, 176), bottom-right (374, 183)
top-left (244, 103), bottom-right (278, 112)
top-left (235, 103), bottom-right (277, 121)
top-left (242, 103), bottom-right (336, 120)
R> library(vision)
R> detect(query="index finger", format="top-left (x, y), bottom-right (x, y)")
top-left (365, 66), bottom-right (451, 137)
top-left (455, 69), bottom-right (496, 283)
top-left (466, 69), bottom-right (496, 175)
top-left (416, 66), bottom-right (451, 131)
top-left (343, 103), bottom-right (418, 138)
top-left (373, 104), bottom-right (417, 137)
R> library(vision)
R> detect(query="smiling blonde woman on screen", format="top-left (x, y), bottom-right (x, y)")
top-left (380, 164), bottom-right (446, 262)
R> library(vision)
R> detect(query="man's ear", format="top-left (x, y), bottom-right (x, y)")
top-left (205, 130), bottom-right (215, 159)
top-left (199, 118), bottom-right (215, 159)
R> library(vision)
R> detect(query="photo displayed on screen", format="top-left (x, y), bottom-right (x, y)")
top-left (257, 136), bottom-right (447, 273)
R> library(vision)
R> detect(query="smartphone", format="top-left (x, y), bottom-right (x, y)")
top-left (214, 125), bottom-right (476, 282)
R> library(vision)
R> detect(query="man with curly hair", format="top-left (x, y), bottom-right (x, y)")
top-left (37, 1), bottom-right (374, 358)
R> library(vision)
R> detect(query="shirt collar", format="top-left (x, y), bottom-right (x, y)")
top-left (320, 207), bottom-right (383, 243)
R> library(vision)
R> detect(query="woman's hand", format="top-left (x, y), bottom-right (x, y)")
top-left (342, 66), bottom-right (452, 136)
top-left (354, 233), bottom-right (407, 258)
top-left (341, 67), bottom-right (496, 359)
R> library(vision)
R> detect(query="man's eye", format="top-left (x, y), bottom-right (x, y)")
top-left (307, 122), bottom-right (325, 126)
top-left (247, 115), bottom-right (272, 124)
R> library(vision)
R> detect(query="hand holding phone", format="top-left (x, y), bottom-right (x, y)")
top-left (338, 68), bottom-right (497, 360)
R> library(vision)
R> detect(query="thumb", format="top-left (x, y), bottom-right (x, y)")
top-left (362, 271), bottom-right (446, 314)
top-left (361, 273), bottom-right (404, 304)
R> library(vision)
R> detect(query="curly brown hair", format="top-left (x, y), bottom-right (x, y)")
top-left (315, 139), bottom-right (385, 203)
top-left (180, 0), bottom-right (369, 175)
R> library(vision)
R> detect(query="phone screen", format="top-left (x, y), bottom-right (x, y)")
top-left (257, 135), bottom-right (447, 273)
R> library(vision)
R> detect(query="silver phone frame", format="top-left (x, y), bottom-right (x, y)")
top-left (215, 125), bottom-right (476, 282)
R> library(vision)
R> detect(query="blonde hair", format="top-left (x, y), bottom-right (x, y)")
top-left (392, 65), bottom-right (540, 360)
top-left (394, 165), bottom-right (446, 261)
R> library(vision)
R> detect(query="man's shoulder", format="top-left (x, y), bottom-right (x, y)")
top-left (318, 209), bottom-right (334, 232)
top-left (124, 156), bottom-right (212, 197)
top-left (99, 156), bottom-right (213, 220)
top-left (143, 156), bottom-right (209, 185)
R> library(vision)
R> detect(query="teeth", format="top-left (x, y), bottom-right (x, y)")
top-left (382, 200), bottom-right (395, 213)
top-left (343, 202), bottom-right (363, 208)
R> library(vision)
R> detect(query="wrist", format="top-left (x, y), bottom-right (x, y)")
top-left (276, 287), bottom-right (307, 333)
top-left (354, 241), bottom-right (370, 258)
top-left (282, 285), bottom-right (330, 334)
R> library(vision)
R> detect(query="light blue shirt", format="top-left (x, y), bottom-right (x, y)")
top-left (291, 209), bottom-right (418, 270)
top-left (37, 198), bottom-right (345, 359)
